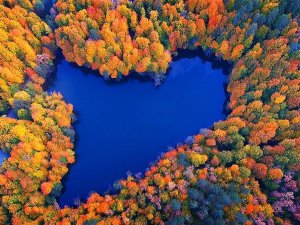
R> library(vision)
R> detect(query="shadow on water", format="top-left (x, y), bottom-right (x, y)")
top-left (46, 47), bottom-right (232, 207)
top-left (47, 47), bottom-right (232, 88)
top-left (173, 48), bottom-right (232, 75)
top-left (173, 48), bottom-right (232, 116)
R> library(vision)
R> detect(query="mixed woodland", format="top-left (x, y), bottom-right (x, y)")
top-left (0, 0), bottom-right (299, 224)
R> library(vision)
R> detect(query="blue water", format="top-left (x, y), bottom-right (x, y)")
top-left (48, 53), bottom-right (228, 206)
top-left (0, 150), bottom-right (8, 165)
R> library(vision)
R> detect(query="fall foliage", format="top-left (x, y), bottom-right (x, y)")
top-left (0, 0), bottom-right (299, 224)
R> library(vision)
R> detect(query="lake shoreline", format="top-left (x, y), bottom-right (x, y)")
top-left (47, 51), bottom-right (230, 206)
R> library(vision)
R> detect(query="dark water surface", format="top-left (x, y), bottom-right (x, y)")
top-left (48, 53), bottom-right (229, 206)
top-left (0, 151), bottom-right (8, 165)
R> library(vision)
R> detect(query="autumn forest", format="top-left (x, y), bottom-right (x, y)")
top-left (0, 0), bottom-right (299, 224)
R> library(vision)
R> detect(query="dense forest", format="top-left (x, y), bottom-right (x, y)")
top-left (0, 0), bottom-right (299, 224)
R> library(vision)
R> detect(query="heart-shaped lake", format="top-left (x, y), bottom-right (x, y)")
top-left (47, 51), bottom-right (229, 206)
